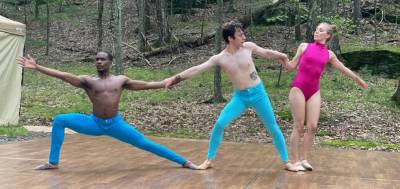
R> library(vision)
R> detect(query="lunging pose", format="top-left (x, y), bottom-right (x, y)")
top-left (17, 52), bottom-right (198, 170)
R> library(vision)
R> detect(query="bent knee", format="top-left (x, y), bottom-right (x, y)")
top-left (292, 126), bottom-right (305, 137)
top-left (293, 120), bottom-right (305, 127)
top-left (52, 114), bottom-right (69, 126)
top-left (307, 123), bottom-right (318, 134)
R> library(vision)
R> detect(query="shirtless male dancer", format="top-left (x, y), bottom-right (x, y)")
top-left (165, 20), bottom-right (297, 171)
top-left (17, 52), bottom-right (198, 170)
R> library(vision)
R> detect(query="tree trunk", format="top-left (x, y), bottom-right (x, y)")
top-left (97, 0), bottom-right (105, 50)
top-left (392, 79), bottom-right (400, 103)
top-left (295, 1), bottom-right (302, 41)
top-left (374, 0), bottom-right (378, 47)
top-left (58, 0), bottom-right (64, 13)
top-left (353, 0), bottom-right (361, 33)
top-left (213, 0), bottom-right (224, 103)
top-left (138, 0), bottom-right (151, 51)
top-left (35, 0), bottom-right (40, 18)
top-left (156, 0), bottom-right (169, 45)
top-left (324, 0), bottom-right (341, 57)
top-left (200, 0), bottom-right (207, 41)
top-left (113, 0), bottom-right (123, 75)
top-left (46, 0), bottom-right (50, 55)
top-left (23, 0), bottom-right (28, 25)
top-left (144, 0), bottom-right (151, 32)
top-left (109, 0), bottom-right (114, 30)
top-left (306, 0), bottom-right (318, 42)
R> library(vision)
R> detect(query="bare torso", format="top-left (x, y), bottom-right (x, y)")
top-left (83, 75), bottom-right (127, 118)
top-left (216, 43), bottom-right (260, 90)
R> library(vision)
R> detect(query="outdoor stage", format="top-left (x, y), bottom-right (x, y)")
top-left (0, 135), bottom-right (399, 189)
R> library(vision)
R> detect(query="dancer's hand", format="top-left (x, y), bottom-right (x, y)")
top-left (164, 75), bottom-right (182, 89)
top-left (17, 54), bottom-right (38, 69)
top-left (356, 78), bottom-right (368, 89)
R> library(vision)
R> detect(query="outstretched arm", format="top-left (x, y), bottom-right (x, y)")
top-left (123, 76), bottom-right (166, 90)
top-left (17, 55), bottom-right (88, 88)
top-left (329, 51), bottom-right (368, 89)
top-left (164, 56), bottom-right (218, 88)
top-left (286, 43), bottom-right (307, 71)
top-left (245, 42), bottom-right (289, 68)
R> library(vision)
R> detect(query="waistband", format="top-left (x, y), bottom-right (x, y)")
top-left (233, 81), bottom-right (264, 95)
top-left (92, 113), bottom-right (123, 125)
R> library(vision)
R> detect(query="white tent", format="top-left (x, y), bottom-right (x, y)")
top-left (0, 15), bottom-right (26, 125)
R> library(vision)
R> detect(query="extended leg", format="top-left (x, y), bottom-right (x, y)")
top-left (36, 113), bottom-right (103, 170)
top-left (199, 95), bottom-right (246, 170)
top-left (106, 120), bottom-right (193, 168)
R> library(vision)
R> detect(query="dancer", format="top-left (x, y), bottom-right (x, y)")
top-left (165, 20), bottom-right (297, 171)
top-left (287, 23), bottom-right (368, 171)
top-left (17, 52), bottom-right (198, 170)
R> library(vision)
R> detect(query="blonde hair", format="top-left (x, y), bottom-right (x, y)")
top-left (319, 22), bottom-right (337, 42)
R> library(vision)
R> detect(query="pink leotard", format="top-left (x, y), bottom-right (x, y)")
top-left (291, 42), bottom-right (330, 101)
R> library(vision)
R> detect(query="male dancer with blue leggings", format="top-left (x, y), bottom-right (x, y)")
top-left (165, 20), bottom-right (297, 171)
top-left (17, 52), bottom-right (198, 170)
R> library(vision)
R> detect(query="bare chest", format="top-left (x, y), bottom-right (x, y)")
top-left (221, 50), bottom-right (254, 72)
top-left (87, 78), bottom-right (124, 95)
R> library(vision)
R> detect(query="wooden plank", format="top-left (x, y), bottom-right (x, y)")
top-left (0, 135), bottom-right (399, 188)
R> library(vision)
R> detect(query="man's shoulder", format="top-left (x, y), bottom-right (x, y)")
top-left (243, 41), bottom-right (256, 48)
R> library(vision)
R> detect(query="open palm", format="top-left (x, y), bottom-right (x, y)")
top-left (17, 55), bottom-right (38, 69)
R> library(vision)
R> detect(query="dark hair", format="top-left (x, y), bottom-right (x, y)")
top-left (222, 20), bottom-right (244, 44)
top-left (97, 50), bottom-right (113, 61)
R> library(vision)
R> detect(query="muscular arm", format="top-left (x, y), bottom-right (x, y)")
top-left (17, 55), bottom-right (88, 88)
top-left (178, 56), bottom-right (218, 80)
top-left (164, 56), bottom-right (218, 88)
top-left (246, 42), bottom-right (289, 68)
top-left (329, 51), bottom-right (368, 89)
top-left (123, 76), bottom-right (165, 90)
top-left (287, 43), bottom-right (307, 71)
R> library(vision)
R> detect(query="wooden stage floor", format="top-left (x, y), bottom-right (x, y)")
top-left (0, 135), bottom-right (399, 189)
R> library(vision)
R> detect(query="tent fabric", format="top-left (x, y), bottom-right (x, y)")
top-left (0, 15), bottom-right (25, 125)
top-left (0, 15), bottom-right (26, 36)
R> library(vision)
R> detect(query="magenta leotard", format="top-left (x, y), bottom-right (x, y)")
top-left (291, 42), bottom-right (330, 101)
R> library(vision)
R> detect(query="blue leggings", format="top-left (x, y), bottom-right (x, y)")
top-left (208, 82), bottom-right (289, 163)
top-left (48, 113), bottom-right (186, 165)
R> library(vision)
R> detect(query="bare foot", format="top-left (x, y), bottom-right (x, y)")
top-left (198, 159), bottom-right (213, 170)
top-left (182, 161), bottom-right (199, 170)
top-left (34, 163), bottom-right (59, 170)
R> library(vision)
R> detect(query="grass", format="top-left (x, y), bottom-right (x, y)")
top-left (321, 139), bottom-right (400, 150)
top-left (316, 130), bottom-right (336, 137)
top-left (0, 125), bottom-right (29, 137)
top-left (341, 39), bottom-right (400, 54)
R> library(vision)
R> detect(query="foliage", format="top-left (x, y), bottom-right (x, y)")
top-left (321, 139), bottom-right (400, 150)
top-left (0, 125), bottom-right (29, 137)
top-left (265, 0), bottom-right (308, 26)
top-left (317, 15), bottom-right (357, 36)
top-left (168, 0), bottom-right (234, 14)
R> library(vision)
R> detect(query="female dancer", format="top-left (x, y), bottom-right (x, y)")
top-left (287, 23), bottom-right (368, 171)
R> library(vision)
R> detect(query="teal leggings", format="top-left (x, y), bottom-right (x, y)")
top-left (48, 113), bottom-right (186, 165)
top-left (208, 82), bottom-right (289, 163)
